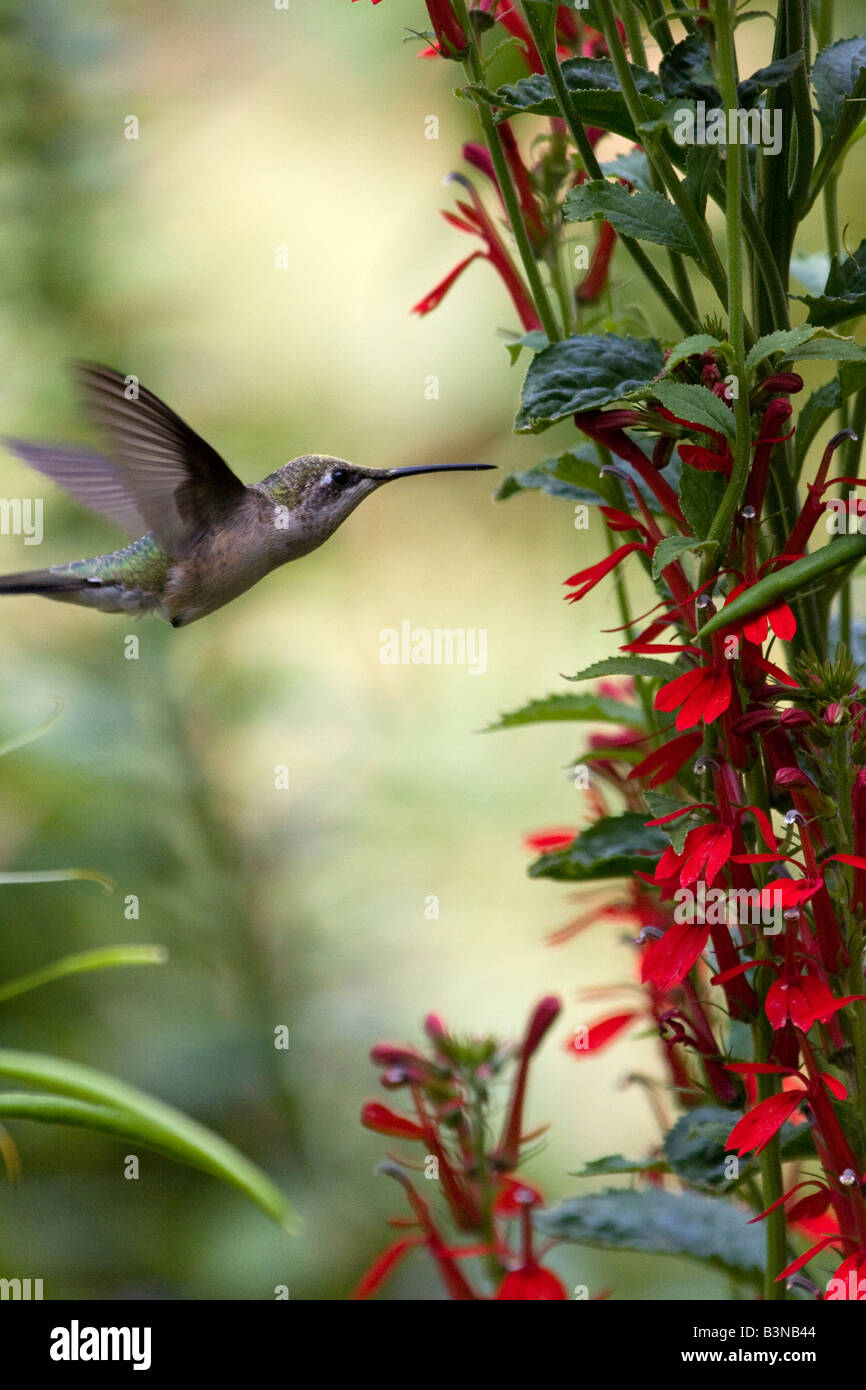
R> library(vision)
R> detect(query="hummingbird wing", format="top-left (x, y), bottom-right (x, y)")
top-left (73, 363), bottom-right (248, 555)
top-left (1, 440), bottom-right (147, 536)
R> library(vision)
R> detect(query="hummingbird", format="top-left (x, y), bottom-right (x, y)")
top-left (0, 364), bottom-right (494, 627)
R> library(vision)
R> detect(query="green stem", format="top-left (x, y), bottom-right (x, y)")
top-left (594, 3), bottom-right (739, 328)
top-left (455, 0), bottom-right (561, 341)
top-left (787, 0), bottom-right (815, 218)
top-left (702, 3), bottom-right (752, 564)
top-left (518, 2), bottom-right (699, 335)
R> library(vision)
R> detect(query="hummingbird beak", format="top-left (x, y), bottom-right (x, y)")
top-left (383, 463), bottom-right (496, 480)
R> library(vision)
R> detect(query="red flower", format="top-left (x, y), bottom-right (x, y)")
top-left (524, 827), bottom-right (576, 853)
top-left (355, 0), bottom-right (470, 57)
top-left (496, 1263), bottom-right (567, 1300)
top-left (567, 1011), bottom-right (640, 1056)
top-left (726, 1087), bottom-right (805, 1156)
top-left (640, 918), bottom-right (710, 990)
top-left (413, 174), bottom-right (542, 330)
top-left (654, 661), bottom-right (733, 731)
top-left (628, 730), bottom-right (702, 788)
top-left (564, 541), bottom-right (649, 602)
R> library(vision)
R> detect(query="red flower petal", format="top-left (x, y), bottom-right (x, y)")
top-left (726, 1091), bottom-right (803, 1156)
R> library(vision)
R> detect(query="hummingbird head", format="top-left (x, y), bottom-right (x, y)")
top-left (261, 455), bottom-right (495, 550)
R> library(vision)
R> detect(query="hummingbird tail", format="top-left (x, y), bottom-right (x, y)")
top-left (0, 569), bottom-right (94, 595)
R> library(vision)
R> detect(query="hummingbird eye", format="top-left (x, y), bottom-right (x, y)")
top-left (330, 467), bottom-right (352, 487)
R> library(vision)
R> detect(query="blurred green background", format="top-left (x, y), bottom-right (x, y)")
top-left (0, 0), bottom-right (861, 1300)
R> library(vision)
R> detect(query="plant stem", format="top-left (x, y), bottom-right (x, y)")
top-left (787, 0), bottom-right (815, 218)
top-left (702, 3), bottom-right (752, 564)
top-left (455, 0), bottom-right (561, 341)
top-left (594, 3), bottom-right (740, 328)
top-left (518, 0), bottom-right (701, 335)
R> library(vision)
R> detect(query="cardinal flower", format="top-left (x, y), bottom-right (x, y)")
top-left (412, 173), bottom-right (541, 330)
top-left (654, 660), bottom-right (733, 731)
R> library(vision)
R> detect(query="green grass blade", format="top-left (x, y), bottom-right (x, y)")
top-left (0, 945), bottom-right (168, 1005)
top-left (0, 1050), bottom-right (297, 1233)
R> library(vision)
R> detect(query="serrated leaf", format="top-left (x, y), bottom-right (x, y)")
top-left (699, 534), bottom-right (866, 637)
top-left (664, 334), bottom-right (726, 370)
top-left (652, 535), bottom-right (714, 579)
top-left (528, 812), bottom-right (667, 882)
top-left (567, 656), bottom-right (676, 681)
top-left (679, 462), bottom-right (726, 542)
top-left (487, 692), bottom-right (644, 731)
top-left (484, 57), bottom-right (663, 140)
top-left (745, 325), bottom-right (819, 371)
top-left (536, 1188), bottom-right (765, 1282)
top-left (812, 36), bottom-right (866, 132)
top-left (516, 334), bottom-right (664, 433)
top-left (782, 333), bottom-right (866, 362)
top-left (564, 183), bottom-right (697, 259)
top-left (663, 1107), bottom-right (756, 1191)
top-left (651, 380), bottom-right (736, 440)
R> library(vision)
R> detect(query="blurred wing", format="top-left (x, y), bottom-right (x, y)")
top-left (73, 362), bottom-right (248, 554)
top-left (2, 440), bottom-right (147, 536)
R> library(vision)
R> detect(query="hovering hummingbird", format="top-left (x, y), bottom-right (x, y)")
top-left (0, 364), bottom-right (494, 627)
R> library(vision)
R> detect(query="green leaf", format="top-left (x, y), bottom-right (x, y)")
top-left (663, 1106), bottom-right (754, 1191)
top-left (483, 58), bottom-right (663, 140)
top-left (567, 655), bottom-right (675, 681)
top-left (528, 812), bottom-right (667, 882)
top-left (652, 535), bottom-right (714, 579)
top-left (536, 1187), bottom-right (764, 1283)
top-left (504, 330), bottom-right (549, 366)
top-left (487, 692), bottom-right (644, 731)
top-left (664, 334), bottom-right (726, 370)
top-left (575, 1154), bottom-right (668, 1178)
top-left (651, 380), bottom-right (736, 440)
top-left (564, 182), bottom-right (697, 259)
top-left (516, 334), bottom-right (664, 433)
top-left (496, 447), bottom-right (616, 504)
top-left (793, 241), bottom-right (866, 328)
top-left (745, 325), bottom-right (820, 371)
top-left (679, 463), bottom-right (726, 542)
top-left (644, 791), bottom-right (693, 853)
top-left (659, 36), bottom-right (720, 104)
top-left (0, 868), bottom-right (115, 893)
top-left (0, 945), bottom-right (168, 1005)
top-left (0, 1049), bottom-right (296, 1232)
top-left (699, 534), bottom-right (866, 638)
top-left (599, 149), bottom-right (653, 194)
top-left (812, 36), bottom-right (866, 132)
top-left (746, 51), bottom-right (805, 90)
